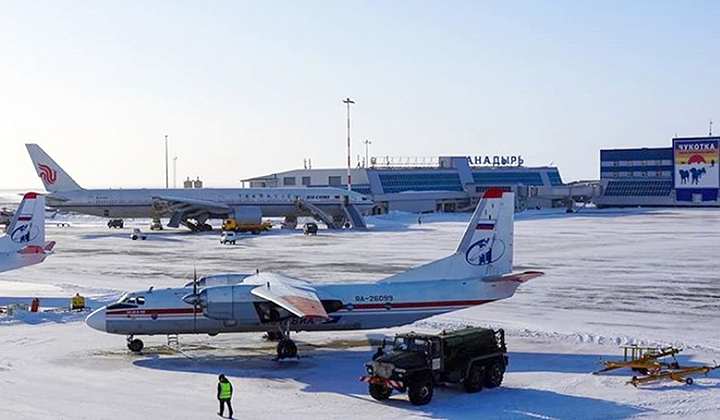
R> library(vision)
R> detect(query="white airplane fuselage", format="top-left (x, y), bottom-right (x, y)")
top-left (87, 277), bottom-right (522, 336)
top-left (47, 187), bottom-right (372, 219)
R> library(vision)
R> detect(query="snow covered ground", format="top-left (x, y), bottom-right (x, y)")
top-left (1, 207), bottom-right (719, 419)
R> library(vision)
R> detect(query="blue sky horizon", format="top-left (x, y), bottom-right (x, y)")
top-left (2, 1), bottom-right (719, 190)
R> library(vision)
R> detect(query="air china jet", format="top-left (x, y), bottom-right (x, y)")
top-left (26, 143), bottom-right (372, 231)
top-left (86, 189), bottom-right (542, 358)
top-left (0, 193), bottom-right (55, 273)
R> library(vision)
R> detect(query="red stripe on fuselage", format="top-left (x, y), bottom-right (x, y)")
top-left (351, 299), bottom-right (495, 310)
top-left (106, 299), bottom-right (496, 317)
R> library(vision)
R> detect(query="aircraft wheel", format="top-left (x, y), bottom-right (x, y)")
top-left (463, 363), bottom-right (484, 393)
top-left (686, 377), bottom-right (694, 385)
top-left (407, 381), bottom-right (433, 406)
top-left (369, 383), bottom-right (392, 401)
top-left (128, 339), bottom-right (144, 352)
top-left (202, 224), bottom-right (212, 231)
top-left (277, 339), bottom-right (297, 359)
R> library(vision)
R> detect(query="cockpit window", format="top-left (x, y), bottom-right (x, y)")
top-left (136, 296), bottom-right (145, 305)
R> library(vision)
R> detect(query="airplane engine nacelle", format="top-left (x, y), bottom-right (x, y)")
top-left (200, 286), bottom-right (261, 323)
top-left (230, 206), bottom-right (262, 225)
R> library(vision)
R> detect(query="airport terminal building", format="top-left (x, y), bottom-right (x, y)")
top-left (594, 136), bottom-right (720, 207)
top-left (243, 155), bottom-right (570, 213)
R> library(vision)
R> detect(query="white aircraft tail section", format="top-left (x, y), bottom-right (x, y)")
top-left (26, 144), bottom-right (83, 192)
top-left (380, 188), bottom-right (514, 283)
top-left (0, 193), bottom-right (47, 252)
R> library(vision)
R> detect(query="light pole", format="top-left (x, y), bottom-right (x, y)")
top-left (164, 134), bottom-right (169, 188)
top-left (343, 97), bottom-right (355, 191)
top-left (363, 139), bottom-right (372, 168)
top-left (173, 156), bottom-right (177, 188)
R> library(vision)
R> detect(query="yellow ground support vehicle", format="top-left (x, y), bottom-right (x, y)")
top-left (221, 218), bottom-right (272, 235)
top-left (628, 364), bottom-right (719, 386)
top-left (594, 345), bottom-right (681, 375)
top-left (594, 345), bottom-right (719, 386)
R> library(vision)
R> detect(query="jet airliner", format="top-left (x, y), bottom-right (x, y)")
top-left (27, 144), bottom-right (372, 231)
top-left (86, 189), bottom-right (542, 358)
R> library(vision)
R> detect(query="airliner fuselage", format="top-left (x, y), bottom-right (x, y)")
top-left (47, 187), bottom-right (372, 219)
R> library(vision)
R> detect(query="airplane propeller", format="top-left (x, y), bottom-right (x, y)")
top-left (181, 267), bottom-right (202, 333)
top-left (192, 267), bottom-right (199, 332)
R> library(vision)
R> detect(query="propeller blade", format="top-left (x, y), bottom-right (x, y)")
top-left (192, 267), bottom-right (198, 333)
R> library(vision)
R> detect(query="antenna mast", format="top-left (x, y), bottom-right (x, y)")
top-left (164, 134), bottom-right (169, 188)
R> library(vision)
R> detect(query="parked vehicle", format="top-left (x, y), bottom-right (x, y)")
top-left (360, 327), bottom-right (508, 405)
top-left (130, 228), bottom-right (147, 240)
top-left (221, 218), bottom-right (272, 235)
top-left (220, 231), bottom-right (237, 245)
top-left (303, 222), bottom-right (318, 235)
top-left (107, 219), bottom-right (124, 229)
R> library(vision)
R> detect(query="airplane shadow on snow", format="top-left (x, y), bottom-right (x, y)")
top-left (133, 348), bottom-right (650, 420)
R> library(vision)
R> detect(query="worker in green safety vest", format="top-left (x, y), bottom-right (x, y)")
top-left (217, 374), bottom-right (234, 418)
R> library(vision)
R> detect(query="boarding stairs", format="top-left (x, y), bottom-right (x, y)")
top-left (168, 210), bottom-right (187, 228)
top-left (167, 334), bottom-right (179, 347)
top-left (342, 202), bottom-right (367, 229)
top-left (295, 198), bottom-right (339, 229)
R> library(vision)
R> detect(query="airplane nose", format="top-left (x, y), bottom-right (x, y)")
top-left (85, 307), bottom-right (107, 332)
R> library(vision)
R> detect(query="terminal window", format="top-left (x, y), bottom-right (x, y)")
top-left (283, 177), bottom-right (296, 186)
top-left (329, 176), bottom-right (342, 186)
top-left (604, 180), bottom-right (673, 196)
top-left (302, 176), bottom-right (311, 186)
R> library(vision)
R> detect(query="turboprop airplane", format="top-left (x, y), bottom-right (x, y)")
top-left (0, 193), bottom-right (55, 273)
top-left (85, 189), bottom-right (543, 358)
top-left (26, 143), bottom-right (372, 231)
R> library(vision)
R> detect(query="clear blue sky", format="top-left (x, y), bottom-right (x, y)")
top-left (2, 1), bottom-right (719, 189)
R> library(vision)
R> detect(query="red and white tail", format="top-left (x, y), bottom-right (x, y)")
top-left (0, 193), bottom-right (47, 252)
top-left (26, 143), bottom-right (83, 192)
top-left (0, 193), bottom-right (53, 273)
top-left (380, 188), bottom-right (515, 283)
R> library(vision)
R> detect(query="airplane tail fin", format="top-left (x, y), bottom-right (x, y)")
top-left (0, 193), bottom-right (47, 252)
top-left (380, 188), bottom-right (515, 283)
top-left (26, 144), bottom-right (83, 192)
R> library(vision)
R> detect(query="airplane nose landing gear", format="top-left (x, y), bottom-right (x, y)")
top-left (127, 335), bottom-right (144, 352)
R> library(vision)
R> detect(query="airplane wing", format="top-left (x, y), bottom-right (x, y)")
top-left (152, 195), bottom-right (231, 214)
top-left (152, 195), bottom-right (232, 228)
top-left (250, 274), bottom-right (328, 319)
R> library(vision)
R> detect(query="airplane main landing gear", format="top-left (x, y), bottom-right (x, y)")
top-left (127, 335), bottom-right (144, 352)
top-left (275, 320), bottom-right (298, 359)
top-left (277, 339), bottom-right (297, 359)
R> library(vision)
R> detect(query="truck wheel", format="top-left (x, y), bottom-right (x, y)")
top-left (464, 363), bottom-right (484, 393)
top-left (369, 384), bottom-right (392, 401)
top-left (408, 382), bottom-right (433, 406)
top-left (485, 362), bottom-right (505, 388)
